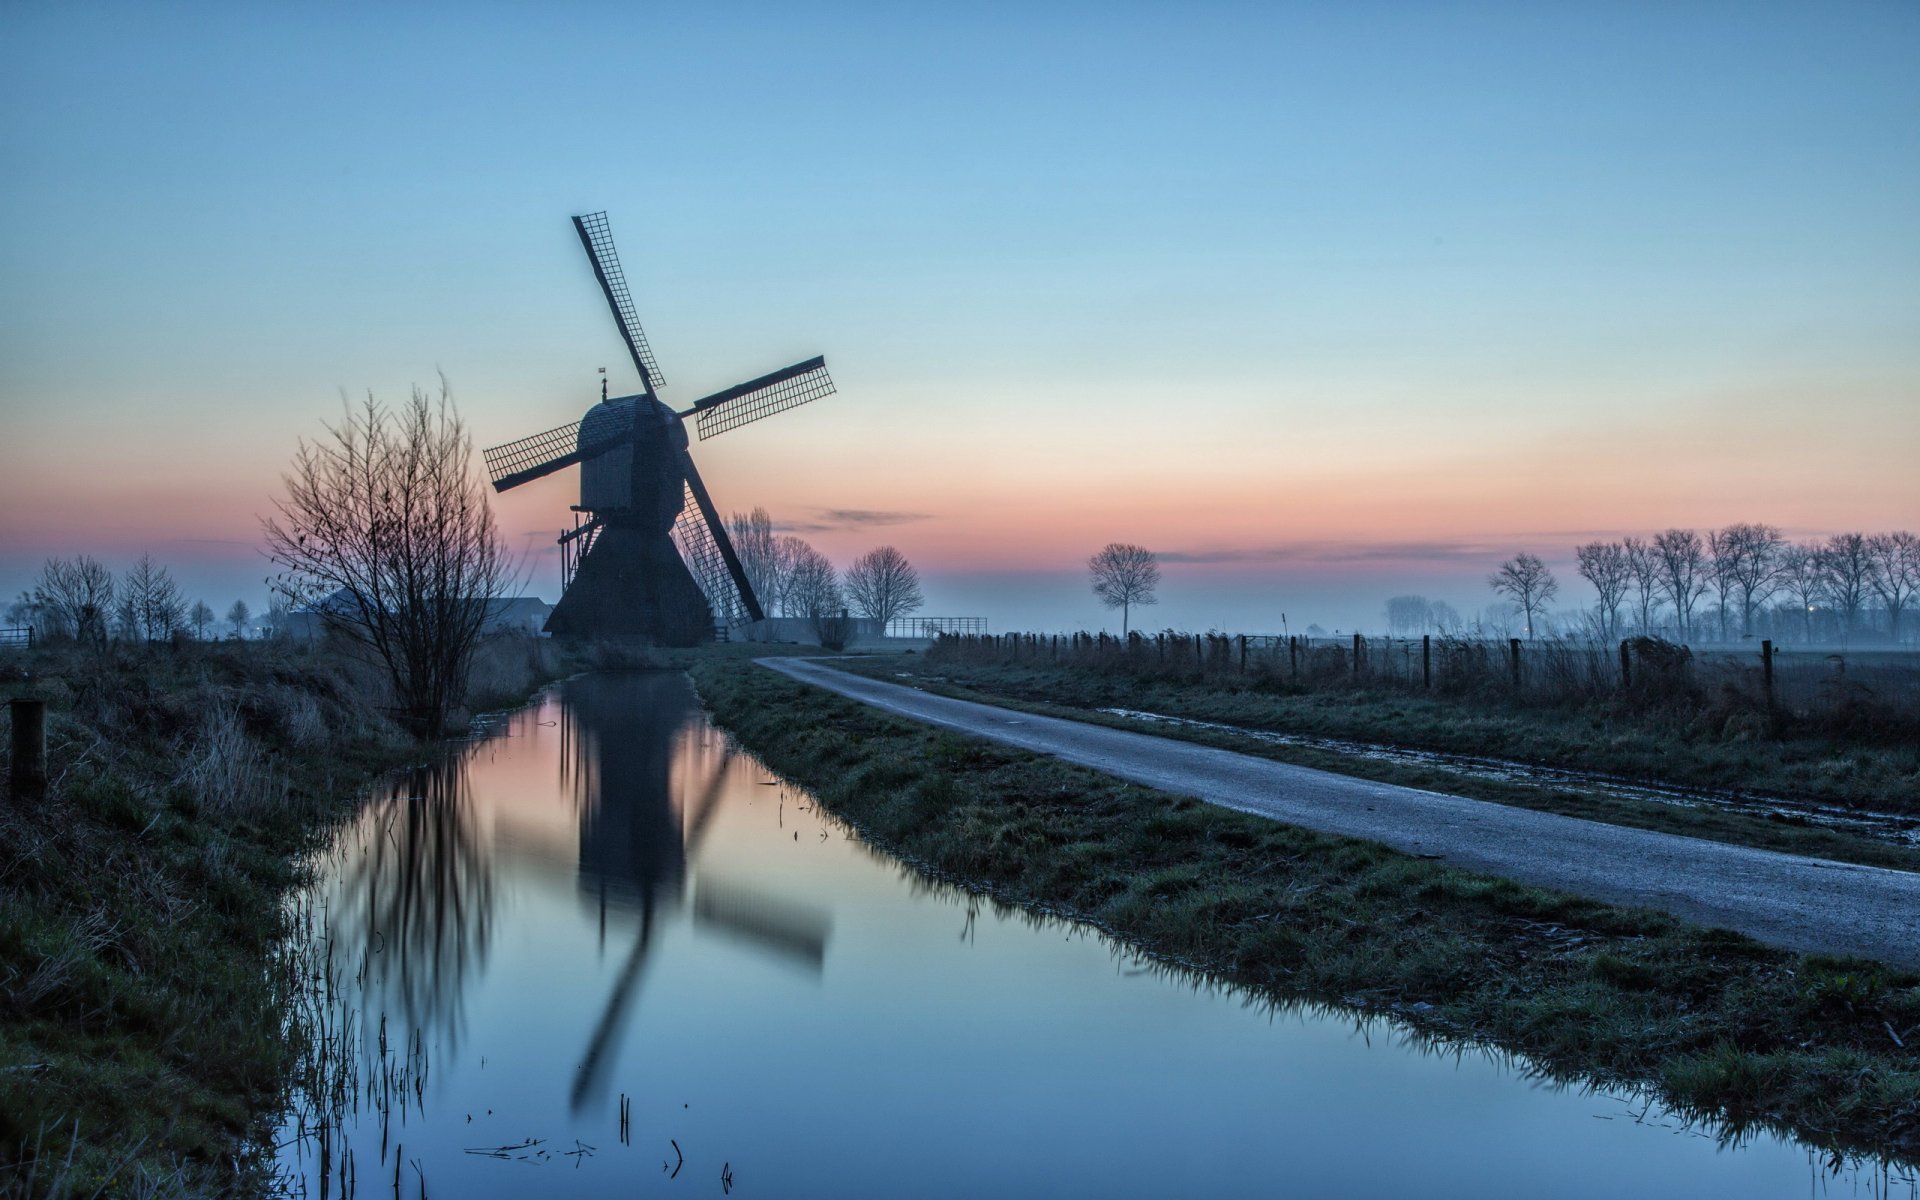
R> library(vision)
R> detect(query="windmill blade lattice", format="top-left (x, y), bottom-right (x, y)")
top-left (689, 356), bottom-right (835, 441)
top-left (574, 211), bottom-right (665, 393)
top-left (482, 404), bottom-right (637, 491)
top-left (671, 485), bottom-right (756, 630)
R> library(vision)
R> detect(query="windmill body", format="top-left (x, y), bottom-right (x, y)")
top-left (484, 212), bottom-right (836, 644)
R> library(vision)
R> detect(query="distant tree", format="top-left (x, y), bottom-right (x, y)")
top-left (227, 599), bottom-right (251, 639)
top-left (1088, 542), bottom-right (1160, 635)
top-left (265, 598), bottom-right (290, 640)
top-left (784, 541), bottom-right (841, 621)
top-left (1775, 543), bottom-right (1826, 644)
top-left (123, 554), bottom-right (187, 642)
top-left (1427, 600), bottom-right (1462, 634)
top-left (727, 507), bottom-right (783, 617)
top-left (1714, 522), bottom-right (1784, 638)
top-left (1488, 552), bottom-right (1557, 639)
top-left (1867, 531), bottom-right (1920, 643)
top-left (767, 534), bottom-right (813, 617)
top-left (1821, 533), bottom-right (1873, 641)
top-left (188, 599), bottom-right (215, 639)
top-left (264, 384), bottom-right (512, 736)
top-left (1652, 529), bottom-right (1709, 642)
top-left (1384, 595), bottom-right (1431, 636)
top-left (113, 592), bottom-right (141, 643)
top-left (1621, 536), bottom-right (1661, 636)
top-left (844, 545), bottom-right (924, 627)
top-left (1574, 541), bottom-right (1630, 641)
top-left (4, 593), bottom-right (41, 632)
top-left (32, 555), bottom-right (117, 642)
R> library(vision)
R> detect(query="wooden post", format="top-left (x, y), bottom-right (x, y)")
top-left (1761, 639), bottom-right (1775, 707)
top-left (8, 697), bottom-right (46, 804)
top-left (1289, 635), bottom-right (1299, 680)
top-left (1194, 635), bottom-right (1203, 671)
top-left (1239, 634), bottom-right (1248, 672)
top-left (1422, 634), bottom-right (1431, 689)
top-left (1509, 638), bottom-right (1522, 689)
top-left (1619, 640), bottom-right (1631, 689)
top-left (1352, 633), bottom-right (1362, 679)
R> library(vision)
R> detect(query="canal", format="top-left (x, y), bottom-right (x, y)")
top-left (274, 670), bottom-right (1910, 1198)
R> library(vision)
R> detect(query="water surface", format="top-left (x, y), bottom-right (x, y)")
top-left (275, 671), bottom-right (1912, 1198)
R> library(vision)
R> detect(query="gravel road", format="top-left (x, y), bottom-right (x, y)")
top-left (761, 657), bottom-right (1920, 968)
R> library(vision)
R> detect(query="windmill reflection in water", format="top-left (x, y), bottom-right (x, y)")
top-left (560, 673), bottom-right (830, 1110)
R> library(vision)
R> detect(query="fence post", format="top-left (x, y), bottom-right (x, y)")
top-left (1619, 640), bottom-right (1631, 689)
top-left (1509, 638), bottom-right (1522, 689)
top-left (1289, 635), bottom-right (1299, 680)
top-left (1761, 639), bottom-right (1774, 708)
top-left (1239, 634), bottom-right (1247, 672)
top-left (1422, 634), bottom-right (1431, 689)
top-left (8, 697), bottom-right (46, 804)
top-left (1352, 633), bottom-right (1362, 679)
top-left (1194, 636), bottom-right (1203, 671)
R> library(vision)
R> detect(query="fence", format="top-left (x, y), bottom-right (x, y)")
top-left (927, 631), bottom-right (1920, 729)
top-left (0, 626), bottom-right (33, 651)
top-left (887, 616), bottom-right (988, 639)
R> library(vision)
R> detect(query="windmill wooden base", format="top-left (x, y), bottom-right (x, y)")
top-left (545, 525), bottom-right (714, 645)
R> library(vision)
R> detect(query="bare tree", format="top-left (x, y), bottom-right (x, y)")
top-left (1574, 541), bottom-right (1629, 641)
top-left (727, 507), bottom-right (782, 615)
top-left (766, 534), bottom-right (812, 617)
top-left (123, 554), bottom-right (187, 643)
top-left (1652, 529), bottom-right (1708, 642)
top-left (784, 541), bottom-right (841, 620)
top-left (1867, 531), bottom-right (1920, 643)
top-left (1775, 543), bottom-right (1826, 644)
top-left (264, 384), bottom-right (512, 736)
top-left (32, 555), bottom-right (117, 642)
top-left (1488, 552), bottom-right (1558, 639)
top-left (1622, 536), bottom-right (1661, 636)
top-left (1822, 532), bottom-right (1873, 641)
top-left (227, 599), bottom-right (251, 639)
top-left (1428, 599), bottom-right (1462, 634)
top-left (1088, 542), bottom-right (1160, 635)
top-left (1384, 595), bottom-right (1431, 636)
top-left (1715, 522), bottom-right (1784, 638)
top-left (188, 599), bottom-right (216, 639)
top-left (844, 545), bottom-right (925, 627)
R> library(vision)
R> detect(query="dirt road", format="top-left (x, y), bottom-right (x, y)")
top-left (760, 657), bottom-right (1920, 968)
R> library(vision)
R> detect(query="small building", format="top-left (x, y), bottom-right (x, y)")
top-left (284, 589), bottom-right (553, 641)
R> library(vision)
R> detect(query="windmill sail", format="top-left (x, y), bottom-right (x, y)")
top-left (669, 451), bottom-right (764, 627)
top-left (685, 356), bottom-right (834, 441)
top-left (482, 403), bottom-right (639, 491)
top-left (574, 211), bottom-right (665, 396)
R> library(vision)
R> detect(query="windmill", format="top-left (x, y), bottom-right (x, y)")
top-left (483, 211), bottom-right (836, 643)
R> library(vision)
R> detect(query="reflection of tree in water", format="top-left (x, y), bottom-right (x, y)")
top-left (330, 752), bottom-right (494, 1055)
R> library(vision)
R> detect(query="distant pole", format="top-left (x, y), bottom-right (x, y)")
top-left (1422, 634), bottom-right (1431, 689)
top-left (1289, 635), bottom-right (1299, 680)
top-left (1509, 638), bottom-right (1523, 689)
top-left (1619, 640), bottom-right (1631, 689)
top-left (1761, 639), bottom-right (1775, 708)
top-left (1352, 633), bottom-right (1362, 680)
top-left (8, 698), bottom-right (46, 804)
top-left (1239, 634), bottom-right (1248, 673)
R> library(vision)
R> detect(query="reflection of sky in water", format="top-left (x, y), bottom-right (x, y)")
top-left (277, 671), bottom-right (1913, 1199)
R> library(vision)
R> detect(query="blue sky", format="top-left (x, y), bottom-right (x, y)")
top-left (3, 2), bottom-right (1915, 631)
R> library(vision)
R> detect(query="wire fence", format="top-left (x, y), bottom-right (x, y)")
top-left (0, 626), bottom-right (34, 652)
top-left (928, 631), bottom-right (1920, 734)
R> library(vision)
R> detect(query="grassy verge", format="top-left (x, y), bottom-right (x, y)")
top-left (692, 655), bottom-right (1920, 1165)
top-left (0, 634), bottom-right (631, 1196)
top-left (828, 655), bottom-right (1920, 871)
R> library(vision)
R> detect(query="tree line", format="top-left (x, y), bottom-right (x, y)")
top-left (9, 553), bottom-right (255, 644)
top-left (1468, 526), bottom-right (1919, 645)
top-left (725, 507), bottom-right (926, 627)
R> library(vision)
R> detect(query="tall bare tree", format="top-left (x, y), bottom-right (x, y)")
top-left (1622, 536), bottom-right (1661, 636)
top-left (1489, 553), bottom-right (1558, 638)
top-left (1867, 531), bottom-right (1920, 643)
top-left (1822, 532), bottom-right (1873, 641)
top-left (767, 534), bottom-right (812, 617)
top-left (727, 507), bottom-right (782, 615)
top-left (1384, 595), bottom-right (1432, 636)
top-left (1088, 542), bottom-right (1160, 635)
top-left (1652, 529), bottom-right (1708, 642)
top-left (264, 384), bottom-right (512, 736)
top-left (188, 599), bottom-right (216, 639)
top-left (1775, 542), bottom-right (1826, 644)
top-left (123, 554), bottom-right (186, 643)
top-left (226, 599), bottom-right (251, 639)
top-left (1715, 522), bottom-right (1784, 638)
top-left (844, 545), bottom-right (925, 628)
top-left (784, 541), bottom-right (841, 620)
top-left (32, 555), bottom-right (116, 642)
top-left (1574, 541), bottom-right (1630, 641)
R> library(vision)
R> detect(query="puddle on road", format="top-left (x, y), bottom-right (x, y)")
top-left (273, 671), bottom-right (1914, 1198)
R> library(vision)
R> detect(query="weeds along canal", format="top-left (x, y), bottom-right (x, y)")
top-left (272, 670), bottom-right (1913, 1199)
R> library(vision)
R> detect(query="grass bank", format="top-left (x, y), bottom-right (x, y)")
top-left (830, 655), bottom-right (1920, 871)
top-left (692, 656), bottom-right (1920, 1165)
top-left (0, 634), bottom-right (634, 1196)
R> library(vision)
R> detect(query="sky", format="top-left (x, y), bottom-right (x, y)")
top-left (3, 2), bottom-right (1916, 633)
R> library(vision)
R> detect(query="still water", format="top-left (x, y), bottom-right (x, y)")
top-left (275, 671), bottom-right (1911, 1199)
